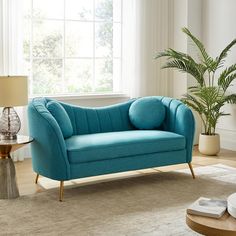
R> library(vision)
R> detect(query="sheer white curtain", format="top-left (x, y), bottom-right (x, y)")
top-left (0, 0), bottom-right (29, 161)
top-left (122, 0), bottom-right (171, 98)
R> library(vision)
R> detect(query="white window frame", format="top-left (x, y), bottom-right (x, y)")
top-left (25, 0), bottom-right (124, 98)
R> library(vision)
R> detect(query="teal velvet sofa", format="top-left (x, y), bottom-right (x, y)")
top-left (28, 96), bottom-right (195, 201)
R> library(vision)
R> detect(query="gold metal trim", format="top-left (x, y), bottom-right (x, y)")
top-left (35, 174), bottom-right (39, 184)
top-left (59, 181), bottom-right (64, 202)
top-left (188, 163), bottom-right (195, 179)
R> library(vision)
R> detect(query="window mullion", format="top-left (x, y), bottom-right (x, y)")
top-left (27, 0), bottom-right (122, 96)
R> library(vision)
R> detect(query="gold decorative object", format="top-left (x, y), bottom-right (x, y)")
top-left (59, 181), bottom-right (64, 202)
top-left (188, 163), bottom-right (195, 179)
top-left (35, 173), bottom-right (39, 184)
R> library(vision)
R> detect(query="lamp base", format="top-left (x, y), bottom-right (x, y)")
top-left (0, 107), bottom-right (21, 140)
top-left (0, 134), bottom-right (17, 140)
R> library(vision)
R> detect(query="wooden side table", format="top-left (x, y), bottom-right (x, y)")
top-left (0, 135), bottom-right (33, 199)
top-left (186, 212), bottom-right (236, 236)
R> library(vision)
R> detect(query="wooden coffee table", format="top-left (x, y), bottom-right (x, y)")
top-left (186, 212), bottom-right (236, 236)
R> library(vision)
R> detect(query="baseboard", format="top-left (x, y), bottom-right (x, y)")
top-left (216, 128), bottom-right (236, 151)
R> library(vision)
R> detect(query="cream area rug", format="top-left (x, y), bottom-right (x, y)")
top-left (0, 164), bottom-right (236, 236)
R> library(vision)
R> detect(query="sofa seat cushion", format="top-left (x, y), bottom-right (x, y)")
top-left (65, 130), bottom-right (186, 164)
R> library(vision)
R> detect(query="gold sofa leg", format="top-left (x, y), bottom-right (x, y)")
top-left (59, 181), bottom-right (64, 202)
top-left (35, 174), bottom-right (39, 184)
top-left (188, 163), bottom-right (195, 179)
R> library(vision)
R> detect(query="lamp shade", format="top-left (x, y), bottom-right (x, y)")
top-left (0, 76), bottom-right (28, 107)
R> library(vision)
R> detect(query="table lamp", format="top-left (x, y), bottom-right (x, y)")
top-left (0, 76), bottom-right (28, 140)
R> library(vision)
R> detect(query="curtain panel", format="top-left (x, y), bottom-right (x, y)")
top-left (0, 0), bottom-right (29, 161)
top-left (122, 0), bottom-right (171, 98)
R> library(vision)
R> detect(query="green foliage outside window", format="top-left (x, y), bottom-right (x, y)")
top-left (23, 0), bottom-right (121, 96)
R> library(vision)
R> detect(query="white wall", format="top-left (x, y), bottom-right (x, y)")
top-left (169, 0), bottom-right (202, 96)
top-left (169, 0), bottom-right (202, 143)
top-left (202, 0), bottom-right (236, 150)
top-left (187, 0), bottom-right (203, 143)
top-left (169, 0), bottom-right (188, 99)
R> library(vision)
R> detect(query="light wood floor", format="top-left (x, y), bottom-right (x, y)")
top-left (15, 147), bottom-right (236, 196)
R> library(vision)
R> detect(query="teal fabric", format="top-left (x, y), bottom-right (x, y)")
top-left (46, 101), bottom-right (73, 138)
top-left (28, 96), bottom-right (195, 181)
top-left (129, 97), bottom-right (165, 129)
top-left (58, 100), bottom-right (135, 135)
top-left (70, 150), bottom-right (187, 179)
top-left (66, 130), bottom-right (185, 164)
top-left (160, 97), bottom-right (195, 162)
top-left (28, 98), bottom-right (70, 180)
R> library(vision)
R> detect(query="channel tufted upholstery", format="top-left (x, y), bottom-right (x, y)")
top-left (28, 96), bottom-right (195, 184)
top-left (61, 99), bottom-right (134, 135)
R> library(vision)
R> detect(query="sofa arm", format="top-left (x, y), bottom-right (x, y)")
top-left (174, 103), bottom-right (195, 162)
top-left (28, 98), bottom-right (70, 180)
top-left (161, 97), bottom-right (195, 163)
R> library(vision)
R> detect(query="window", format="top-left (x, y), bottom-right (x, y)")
top-left (23, 0), bottom-right (122, 96)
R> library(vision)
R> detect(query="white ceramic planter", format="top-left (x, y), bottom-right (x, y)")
top-left (198, 133), bottom-right (220, 156)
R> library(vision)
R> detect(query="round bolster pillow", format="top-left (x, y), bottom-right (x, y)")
top-left (129, 97), bottom-right (165, 129)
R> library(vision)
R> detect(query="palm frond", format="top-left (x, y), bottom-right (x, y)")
top-left (218, 73), bottom-right (236, 92)
top-left (182, 28), bottom-right (217, 71)
top-left (219, 64), bottom-right (236, 78)
top-left (216, 39), bottom-right (236, 65)
top-left (211, 100), bottom-right (228, 118)
top-left (193, 87), bottom-right (222, 108)
top-left (155, 48), bottom-right (196, 62)
top-left (155, 47), bottom-right (207, 86)
top-left (164, 60), bottom-right (204, 86)
top-left (181, 93), bottom-right (206, 114)
top-left (154, 51), bottom-right (171, 59)
top-left (223, 94), bottom-right (236, 104)
top-left (182, 28), bottom-right (207, 60)
top-left (188, 86), bottom-right (198, 90)
top-left (218, 65), bottom-right (236, 91)
top-left (207, 111), bottom-right (228, 134)
top-left (181, 99), bottom-right (202, 114)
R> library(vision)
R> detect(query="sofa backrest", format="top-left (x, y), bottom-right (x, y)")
top-left (30, 96), bottom-right (185, 136)
top-left (159, 96), bottom-right (184, 132)
top-left (56, 99), bottom-right (135, 135)
top-left (57, 96), bottom-right (184, 135)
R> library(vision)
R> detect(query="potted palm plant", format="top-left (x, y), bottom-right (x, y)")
top-left (155, 28), bottom-right (236, 155)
